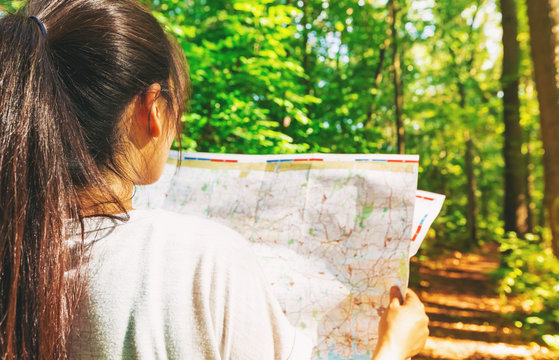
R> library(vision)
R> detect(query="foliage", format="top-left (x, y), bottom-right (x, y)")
top-left (147, 0), bottom-right (513, 250)
top-left (0, 0), bottom-right (23, 12)
top-left (494, 233), bottom-right (559, 347)
top-left (147, 0), bottom-right (318, 154)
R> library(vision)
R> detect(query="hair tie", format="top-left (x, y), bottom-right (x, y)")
top-left (29, 16), bottom-right (47, 39)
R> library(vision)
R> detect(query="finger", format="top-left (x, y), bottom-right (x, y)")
top-left (390, 286), bottom-right (404, 305)
top-left (390, 296), bottom-right (401, 308)
top-left (405, 288), bottom-right (421, 304)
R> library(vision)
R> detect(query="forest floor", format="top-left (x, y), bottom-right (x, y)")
top-left (409, 244), bottom-right (559, 360)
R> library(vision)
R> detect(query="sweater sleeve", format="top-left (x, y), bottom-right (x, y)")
top-left (207, 230), bottom-right (315, 360)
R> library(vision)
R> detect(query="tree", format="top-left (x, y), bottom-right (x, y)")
top-left (445, 0), bottom-right (485, 248)
top-left (389, 0), bottom-right (405, 154)
top-left (500, 0), bottom-right (528, 236)
top-left (526, 0), bottom-right (559, 257)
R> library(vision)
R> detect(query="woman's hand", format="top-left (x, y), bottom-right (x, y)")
top-left (371, 287), bottom-right (429, 360)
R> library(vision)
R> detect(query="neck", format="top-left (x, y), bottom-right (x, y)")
top-left (78, 177), bottom-right (134, 217)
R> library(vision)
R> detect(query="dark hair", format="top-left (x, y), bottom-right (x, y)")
top-left (0, 0), bottom-right (189, 358)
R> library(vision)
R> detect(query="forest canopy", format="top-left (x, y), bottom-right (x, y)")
top-left (145, 0), bottom-right (543, 252)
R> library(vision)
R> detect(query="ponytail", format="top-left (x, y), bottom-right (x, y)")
top-left (0, 1), bottom-right (189, 358)
top-left (0, 14), bottom-right (84, 358)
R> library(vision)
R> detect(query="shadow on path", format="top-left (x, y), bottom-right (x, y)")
top-left (409, 248), bottom-right (559, 360)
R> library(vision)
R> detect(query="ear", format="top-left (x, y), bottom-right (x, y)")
top-left (142, 83), bottom-right (163, 138)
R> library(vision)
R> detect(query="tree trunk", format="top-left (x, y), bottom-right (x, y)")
top-left (389, 0), bottom-right (404, 154)
top-left (366, 40), bottom-right (389, 125)
top-left (465, 131), bottom-right (478, 247)
top-left (302, 0), bottom-right (311, 95)
top-left (525, 140), bottom-right (535, 233)
top-left (501, 0), bottom-right (529, 236)
top-left (526, 0), bottom-right (559, 256)
top-left (457, 79), bottom-right (478, 247)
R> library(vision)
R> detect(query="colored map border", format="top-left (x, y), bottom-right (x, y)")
top-left (167, 151), bottom-right (420, 174)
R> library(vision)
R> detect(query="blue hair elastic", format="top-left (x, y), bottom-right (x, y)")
top-left (29, 16), bottom-right (47, 39)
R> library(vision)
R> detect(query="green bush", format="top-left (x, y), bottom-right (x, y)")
top-left (495, 233), bottom-right (559, 349)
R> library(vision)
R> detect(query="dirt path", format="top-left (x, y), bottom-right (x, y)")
top-left (409, 250), bottom-right (559, 360)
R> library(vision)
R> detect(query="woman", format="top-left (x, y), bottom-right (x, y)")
top-left (0, 0), bottom-right (429, 358)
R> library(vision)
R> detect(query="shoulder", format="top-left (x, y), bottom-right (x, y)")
top-left (130, 208), bottom-right (237, 236)
top-left (121, 208), bottom-right (253, 265)
top-left (81, 209), bottom-right (259, 303)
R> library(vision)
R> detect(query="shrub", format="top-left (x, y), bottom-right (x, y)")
top-left (495, 233), bottom-right (559, 349)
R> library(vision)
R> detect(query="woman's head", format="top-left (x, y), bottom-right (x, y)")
top-left (0, 0), bottom-right (189, 357)
top-left (27, 0), bottom-right (189, 185)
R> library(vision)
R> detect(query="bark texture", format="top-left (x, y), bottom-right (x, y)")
top-left (501, 0), bottom-right (528, 236)
top-left (526, 0), bottom-right (559, 256)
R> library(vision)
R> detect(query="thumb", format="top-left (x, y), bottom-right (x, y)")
top-left (390, 286), bottom-right (404, 305)
top-left (390, 296), bottom-right (401, 308)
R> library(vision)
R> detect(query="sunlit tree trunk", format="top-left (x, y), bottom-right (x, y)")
top-left (501, 0), bottom-right (528, 236)
top-left (526, 0), bottom-right (559, 256)
top-left (389, 0), bottom-right (404, 154)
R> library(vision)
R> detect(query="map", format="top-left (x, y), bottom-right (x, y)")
top-left (133, 151), bottom-right (444, 360)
